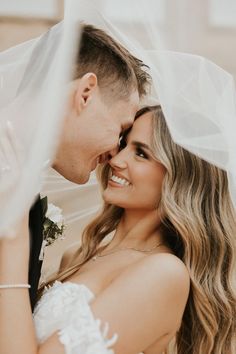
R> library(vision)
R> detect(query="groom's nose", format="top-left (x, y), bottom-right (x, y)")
top-left (100, 146), bottom-right (119, 164)
top-left (107, 145), bottom-right (119, 160)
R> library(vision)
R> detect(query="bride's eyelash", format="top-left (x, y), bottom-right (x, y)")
top-left (119, 138), bottom-right (149, 159)
top-left (135, 147), bottom-right (148, 159)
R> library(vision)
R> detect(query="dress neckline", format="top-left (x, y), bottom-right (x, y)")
top-left (44, 280), bottom-right (145, 354)
top-left (53, 280), bottom-right (95, 298)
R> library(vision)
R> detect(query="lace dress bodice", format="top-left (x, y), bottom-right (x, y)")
top-left (33, 281), bottom-right (118, 354)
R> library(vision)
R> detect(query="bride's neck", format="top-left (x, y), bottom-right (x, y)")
top-left (110, 209), bottom-right (163, 248)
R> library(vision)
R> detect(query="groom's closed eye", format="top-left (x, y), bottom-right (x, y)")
top-left (119, 135), bottom-right (127, 151)
top-left (119, 127), bottom-right (132, 151)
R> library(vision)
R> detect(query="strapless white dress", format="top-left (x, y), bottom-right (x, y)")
top-left (33, 281), bottom-right (118, 354)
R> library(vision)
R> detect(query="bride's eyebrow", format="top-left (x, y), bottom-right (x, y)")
top-left (131, 141), bottom-right (156, 158)
top-left (131, 141), bottom-right (152, 151)
top-left (122, 134), bottom-right (153, 151)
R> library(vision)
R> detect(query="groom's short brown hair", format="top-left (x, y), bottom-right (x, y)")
top-left (74, 24), bottom-right (151, 99)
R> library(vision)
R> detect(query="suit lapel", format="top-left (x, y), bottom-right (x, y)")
top-left (28, 195), bottom-right (45, 310)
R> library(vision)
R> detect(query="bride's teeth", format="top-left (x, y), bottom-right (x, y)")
top-left (111, 175), bottom-right (130, 186)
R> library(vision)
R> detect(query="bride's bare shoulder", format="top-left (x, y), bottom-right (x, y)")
top-left (128, 252), bottom-right (189, 292)
top-left (112, 252), bottom-right (190, 317)
top-left (148, 253), bottom-right (189, 290)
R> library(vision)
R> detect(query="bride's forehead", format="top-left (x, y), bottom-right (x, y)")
top-left (130, 113), bottom-right (153, 135)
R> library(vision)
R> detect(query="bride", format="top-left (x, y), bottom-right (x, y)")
top-left (0, 105), bottom-right (235, 354)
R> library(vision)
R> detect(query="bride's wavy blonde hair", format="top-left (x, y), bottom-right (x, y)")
top-left (41, 105), bottom-right (236, 354)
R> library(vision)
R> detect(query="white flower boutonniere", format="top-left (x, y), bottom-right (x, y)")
top-left (39, 199), bottom-right (66, 261)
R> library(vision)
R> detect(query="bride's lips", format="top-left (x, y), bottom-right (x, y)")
top-left (108, 172), bottom-right (131, 188)
top-left (108, 179), bottom-right (124, 188)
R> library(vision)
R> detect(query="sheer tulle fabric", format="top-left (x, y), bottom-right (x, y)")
top-left (0, 0), bottom-right (236, 236)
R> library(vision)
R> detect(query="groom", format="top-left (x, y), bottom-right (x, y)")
top-left (29, 24), bottom-right (150, 309)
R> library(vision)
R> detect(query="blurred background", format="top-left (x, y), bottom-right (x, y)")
top-left (1, 0), bottom-right (236, 279)
top-left (1, 0), bottom-right (236, 77)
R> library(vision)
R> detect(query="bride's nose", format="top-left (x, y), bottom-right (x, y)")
top-left (109, 149), bottom-right (128, 170)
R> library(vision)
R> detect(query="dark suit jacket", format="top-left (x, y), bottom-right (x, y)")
top-left (28, 196), bottom-right (44, 310)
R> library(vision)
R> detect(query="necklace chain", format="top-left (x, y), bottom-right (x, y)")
top-left (91, 241), bottom-right (163, 261)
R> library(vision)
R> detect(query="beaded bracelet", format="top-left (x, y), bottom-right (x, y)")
top-left (0, 284), bottom-right (31, 289)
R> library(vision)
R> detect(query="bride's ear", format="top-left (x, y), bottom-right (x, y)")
top-left (74, 73), bottom-right (97, 114)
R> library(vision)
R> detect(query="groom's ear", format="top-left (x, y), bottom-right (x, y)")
top-left (74, 73), bottom-right (97, 114)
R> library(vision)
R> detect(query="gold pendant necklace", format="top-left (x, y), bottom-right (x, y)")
top-left (91, 241), bottom-right (163, 261)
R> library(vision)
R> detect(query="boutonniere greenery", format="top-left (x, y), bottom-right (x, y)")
top-left (39, 196), bottom-right (66, 261)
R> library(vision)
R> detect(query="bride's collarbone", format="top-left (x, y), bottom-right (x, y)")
top-left (67, 251), bottom-right (150, 295)
top-left (67, 247), bottom-right (172, 296)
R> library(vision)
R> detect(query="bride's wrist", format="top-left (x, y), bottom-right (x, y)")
top-left (0, 238), bottom-right (29, 276)
top-left (0, 236), bottom-right (29, 255)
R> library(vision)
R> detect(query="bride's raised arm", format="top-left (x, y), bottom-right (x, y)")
top-left (0, 215), bottom-right (38, 354)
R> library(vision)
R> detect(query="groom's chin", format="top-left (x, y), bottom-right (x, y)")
top-left (68, 171), bottom-right (90, 185)
top-left (52, 164), bottom-right (90, 185)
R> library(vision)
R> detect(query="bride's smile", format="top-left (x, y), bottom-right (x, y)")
top-left (103, 112), bottom-right (166, 212)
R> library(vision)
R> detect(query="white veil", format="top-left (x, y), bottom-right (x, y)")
top-left (0, 14), bottom-right (80, 233)
top-left (1, 0), bottom-right (236, 241)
